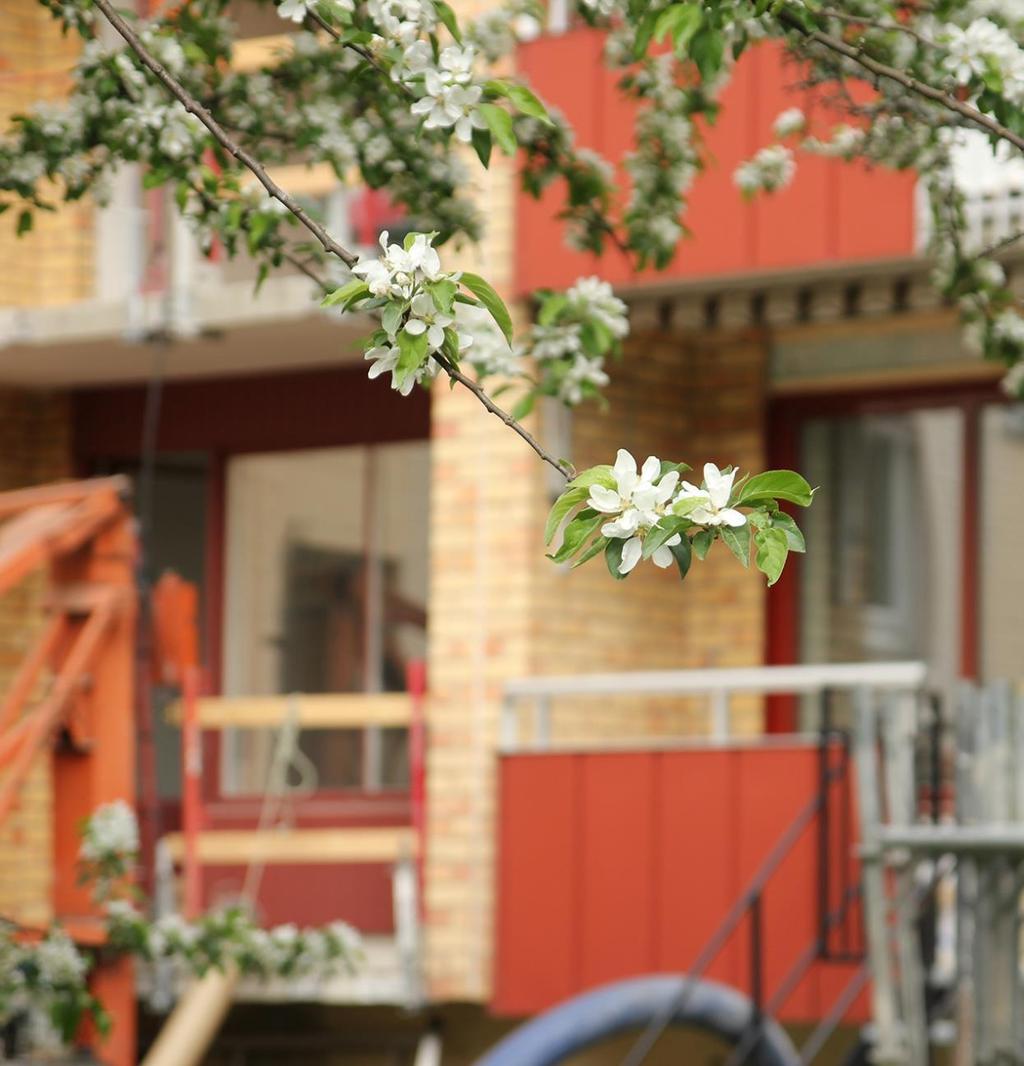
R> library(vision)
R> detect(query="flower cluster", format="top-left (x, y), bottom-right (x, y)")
top-left (105, 904), bottom-right (361, 984)
top-left (546, 450), bottom-right (813, 585)
top-left (409, 46), bottom-right (486, 143)
top-left (942, 18), bottom-right (1024, 106)
top-left (325, 229), bottom-right (515, 396)
top-left (734, 145), bottom-right (796, 196)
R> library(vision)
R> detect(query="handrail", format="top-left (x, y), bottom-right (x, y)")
top-left (502, 661), bottom-right (928, 748)
top-left (165, 691), bottom-right (414, 729)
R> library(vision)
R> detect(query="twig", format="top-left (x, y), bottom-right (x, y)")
top-left (92, 0), bottom-right (359, 268)
top-left (432, 352), bottom-right (575, 480)
top-left (776, 5), bottom-right (1024, 155)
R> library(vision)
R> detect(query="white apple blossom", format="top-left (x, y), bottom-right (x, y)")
top-left (1002, 359), bottom-right (1024, 397)
top-left (677, 464), bottom-right (746, 528)
top-left (734, 145), bottom-right (795, 195)
top-left (773, 107), bottom-right (806, 138)
top-left (589, 450), bottom-right (683, 573)
top-left (411, 82), bottom-right (486, 143)
top-left (559, 354), bottom-right (610, 405)
top-left (565, 276), bottom-right (629, 339)
top-left (403, 291), bottom-right (452, 350)
top-left (79, 800), bottom-right (139, 863)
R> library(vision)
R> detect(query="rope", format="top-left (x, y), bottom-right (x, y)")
top-left (239, 695), bottom-right (318, 912)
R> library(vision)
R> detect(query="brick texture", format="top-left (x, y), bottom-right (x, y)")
top-left (0, 388), bottom-right (73, 927)
top-left (0, 0), bottom-right (93, 308)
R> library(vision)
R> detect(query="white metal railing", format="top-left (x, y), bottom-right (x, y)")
top-left (501, 661), bottom-right (928, 750)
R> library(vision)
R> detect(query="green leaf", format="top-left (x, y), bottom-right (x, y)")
top-left (511, 392), bottom-right (535, 420)
top-left (16, 209), bottom-right (32, 236)
top-left (479, 103), bottom-right (517, 155)
top-left (580, 317), bottom-right (614, 356)
top-left (671, 494), bottom-right (706, 518)
top-left (381, 300), bottom-right (404, 336)
top-left (434, 0), bottom-right (462, 41)
top-left (545, 485), bottom-right (588, 544)
top-left (565, 464), bottom-right (615, 492)
top-left (660, 459), bottom-right (692, 477)
top-left (770, 511), bottom-right (805, 553)
top-left (641, 515), bottom-right (689, 560)
top-left (537, 292), bottom-right (568, 326)
top-left (735, 470), bottom-right (814, 508)
top-left (486, 79), bottom-right (552, 123)
top-left (754, 526), bottom-right (789, 586)
top-left (321, 278), bottom-right (370, 309)
top-left (604, 538), bottom-right (629, 580)
top-left (247, 212), bottom-right (273, 254)
top-left (653, 3), bottom-right (702, 51)
top-left (394, 329), bottom-right (429, 390)
top-left (573, 534), bottom-right (609, 568)
top-left (670, 535), bottom-right (692, 580)
top-left (471, 126), bottom-right (492, 169)
top-left (549, 509), bottom-right (603, 564)
top-left (427, 278), bottom-right (458, 314)
top-left (720, 522), bottom-right (750, 567)
top-left (459, 271), bottom-right (514, 342)
top-left (691, 528), bottom-right (714, 560)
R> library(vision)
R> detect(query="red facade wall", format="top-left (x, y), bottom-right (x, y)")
top-left (515, 35), bottom-right (917, 294)
top-left (492, 745), bottom-right (866, 1024)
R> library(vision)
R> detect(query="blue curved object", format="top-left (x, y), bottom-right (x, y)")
top-left (475, 975), bottom-right (801, 1066)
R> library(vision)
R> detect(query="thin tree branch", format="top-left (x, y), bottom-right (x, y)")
top-left (92, 0), bottom-right (359, 268)
top-left (777, 6), bottom-right (1024, 155)
top-left (274, 248), bottom-right (576, 480)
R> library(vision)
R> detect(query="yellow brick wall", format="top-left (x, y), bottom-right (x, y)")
top-left (0, 388), bottom-right (73, 928)
top-left (529, 326), bottom-right (769, 744)
top-left (0, 0), bottom-right (94, 308)
top-left (426, 314), bottom-right (770, 999)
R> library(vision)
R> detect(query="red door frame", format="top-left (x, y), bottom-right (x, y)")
top-left (72, 364), bottom-right (431, 822)
top-left (764, 378), bottom-right (1002, 733)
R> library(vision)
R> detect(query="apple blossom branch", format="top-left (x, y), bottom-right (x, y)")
top-left (92, 0), bottom-right (360, 269)
top-left (92, 0), bottom-right (574, 482)
top-left (777, 5), bottom-right (1024, 155)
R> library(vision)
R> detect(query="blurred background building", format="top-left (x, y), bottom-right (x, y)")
top-left (1, 1), bottom-right (1022, 1062)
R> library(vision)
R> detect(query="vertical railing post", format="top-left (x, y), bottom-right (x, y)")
top-left (749, 892), bottom-right (763, 1016)
top-left (407, 658), bottom-right (427, 917)
top-left (181, 664), bottom-right (203, 920)
top-left (817, 687), bottom-right (833, 960)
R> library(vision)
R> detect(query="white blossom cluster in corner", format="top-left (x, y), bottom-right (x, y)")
top-left (590, 451), bottom-right (746, 574)
top-left (79, 798), bottom-right (139, 867)
top-left (942, 18), bottom-right (1024, 106)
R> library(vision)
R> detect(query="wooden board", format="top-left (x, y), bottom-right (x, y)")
top-left (161, 826), bottom-right (417, 865)
top-left (165, 692), bottom-right (413, 729)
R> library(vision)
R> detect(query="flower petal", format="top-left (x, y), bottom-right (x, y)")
top-left (613, 449), bottom-right (638, 495)
top-left (589, 485), bottom-right (623, 513)
top-left (619, 536), bottom-right (643, 574)
top-left (640, 455), bottom-right (660, 484)
top-left (651, 544), bottom-right (674, 568)
top-left (718, 508), bottom-right (747, 527)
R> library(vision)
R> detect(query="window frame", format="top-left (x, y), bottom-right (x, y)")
top-left (765, 378), bottom-right (1005, 732)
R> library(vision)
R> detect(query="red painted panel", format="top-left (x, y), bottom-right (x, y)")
top-left (655, 750), bottom-right (740, 985)
top-left (578, 754), bottom-right (657, 986)
top-left (514, 35), bottom-right (917, 294)
top-left (493, 755), bottom-right (580, 1013)
top-left (493, 745), bottom-right (869, 1025)
top-left (201, 863), bottom-right (396, 931)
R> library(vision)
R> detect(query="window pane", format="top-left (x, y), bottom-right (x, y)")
top-left (799, 409), bottom-right (963, 699)
top-left (980, 405), bottom-right (1024, 680)
top-left (221, 443), bottom-right (427, 794)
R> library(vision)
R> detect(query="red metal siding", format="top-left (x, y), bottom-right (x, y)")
top-left (515, 35), bottom-right (916, 294)
top-left (492, 745), bottom-right (866, 1025)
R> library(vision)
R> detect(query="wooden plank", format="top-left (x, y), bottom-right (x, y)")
top-left (165, 693), bottom-right (412, 729)
top-left (161, 827), bottom-right (417, 865)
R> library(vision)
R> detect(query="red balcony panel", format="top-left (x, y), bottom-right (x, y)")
top-left (492, 745), bottom-right (867, 1025)
top-left (200, 863), bottom-right (396, 931)
top-left (515, 35), bottom-right (917, 294)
